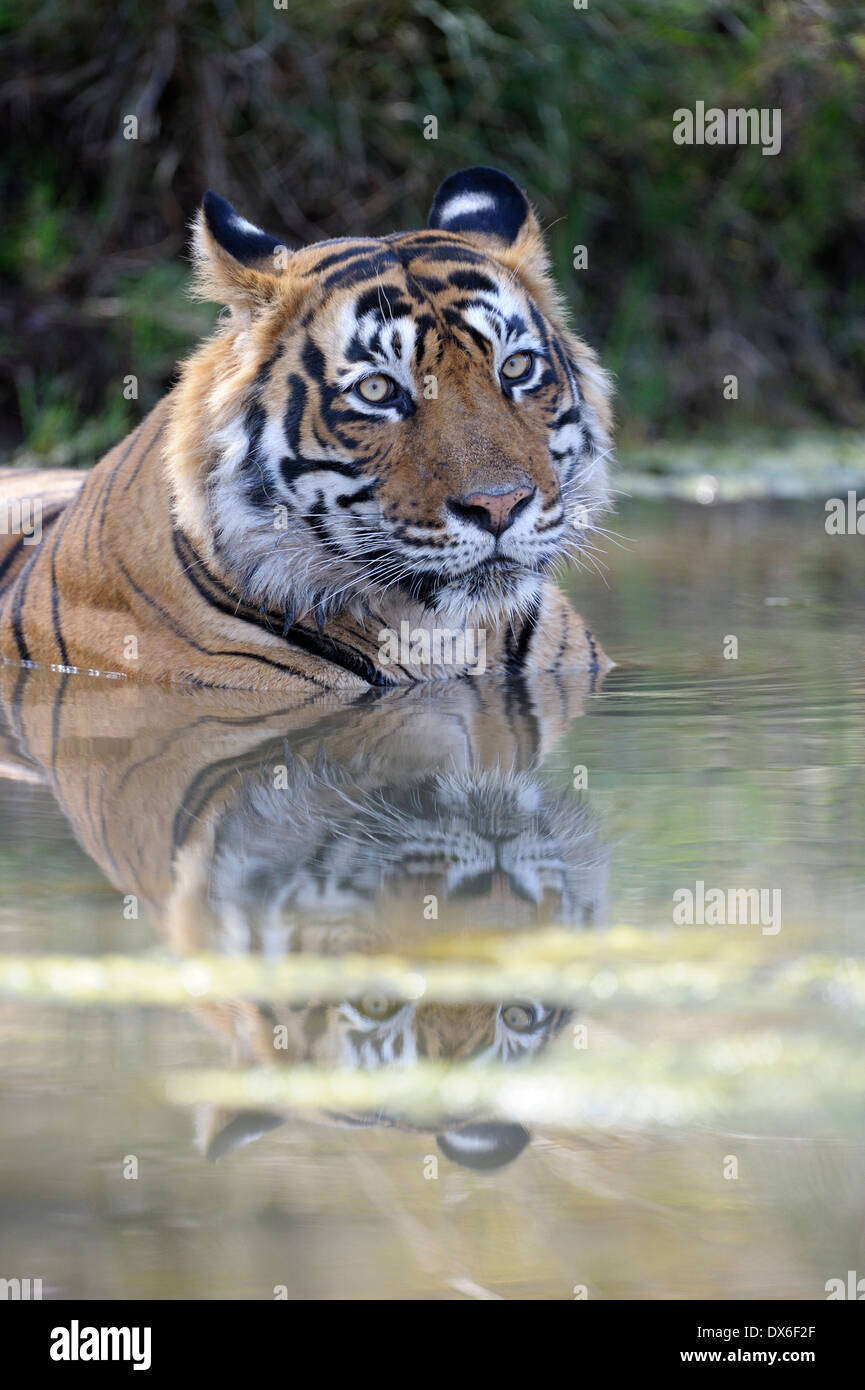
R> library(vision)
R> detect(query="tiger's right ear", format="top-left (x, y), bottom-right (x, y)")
top-left (190, 192), bottom-right (291, 309)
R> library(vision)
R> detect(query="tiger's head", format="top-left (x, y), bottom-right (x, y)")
top-left (166, 166), bottom-right (613, 630)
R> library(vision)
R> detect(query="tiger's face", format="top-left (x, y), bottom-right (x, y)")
top-left (199, 996), bottom-right (569, 1169)
top-left (205, 764), bottom-right (606, 953)
top-left (191, 737), bottom-right (602, 1168)
top-left (168, 167), bottom-right (613, 629)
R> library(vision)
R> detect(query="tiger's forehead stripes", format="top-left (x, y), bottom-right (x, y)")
top-left (294, 247), bottom-right (559, 389)
top-left (296, 231), bottom-right (516, 311)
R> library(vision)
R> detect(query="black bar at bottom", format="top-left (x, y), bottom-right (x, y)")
top-left (4, 1297), bottom-right (860, 1374)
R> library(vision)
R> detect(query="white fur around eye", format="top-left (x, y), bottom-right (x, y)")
top-left (336, 306), bottom-right (419, 408)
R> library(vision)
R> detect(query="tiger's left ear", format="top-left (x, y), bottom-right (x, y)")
top-left (190, 191), bottom-right (291, 310)
top-left (428, 166), bottom-right (550, 285)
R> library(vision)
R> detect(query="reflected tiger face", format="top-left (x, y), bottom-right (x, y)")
top-left (168, 167), bottom-right (613, 630)
top-left (302, 996), bottom-right (567, 1068)
top-left (199, 995), bottom-right (572, 1171)
top-left (204, 766), bottom-right (606, 951)
top-left (193, 756), bottom-right (604, 1170)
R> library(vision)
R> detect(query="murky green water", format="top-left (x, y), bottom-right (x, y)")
top-left (1, 498), bottom-right (863, 1300)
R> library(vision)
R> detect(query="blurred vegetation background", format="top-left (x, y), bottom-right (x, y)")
top-left (1, 0), bottom-right (863, 473)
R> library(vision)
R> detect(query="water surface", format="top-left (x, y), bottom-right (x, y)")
top-left (1, 498), bottom-right (862, 1300)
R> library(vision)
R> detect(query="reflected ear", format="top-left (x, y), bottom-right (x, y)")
top-left (436, 1121), bottom-right (530, 1170)
top-left (428, 166), bottom-right (552, 301)
top-left (203, 1108), bottom-right (285, 1163)
top-left (190, 191), bottom-right (290, 309)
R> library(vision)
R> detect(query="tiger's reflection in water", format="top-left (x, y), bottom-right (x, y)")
top-left (1, 665), bottom-right (609, 1168)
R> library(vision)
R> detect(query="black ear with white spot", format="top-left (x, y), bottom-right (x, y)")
top-left (428, 167), bottom-right (531, 246)
top-left (202, 191), bottom-right (282, 265)
top-left (191, 192), bottom-right (290, 308)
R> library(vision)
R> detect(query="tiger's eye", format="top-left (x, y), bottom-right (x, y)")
top-left (356, 992), bottom-right (403, 1021)
top-left (501, 351), bottom-right (534, 382)
top-left (357, 374), bottom-right (396, 404)
top-left (501, 1001), bottom-right (537, 1032)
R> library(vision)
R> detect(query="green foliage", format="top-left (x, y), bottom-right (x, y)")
top-left (1, 0), bottom-right (863, 459)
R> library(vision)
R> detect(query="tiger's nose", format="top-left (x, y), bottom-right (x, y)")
top-left (447, 485), bottom-right (535, 537)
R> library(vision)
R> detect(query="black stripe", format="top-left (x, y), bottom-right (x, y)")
top-left (49, 542), bottom-right (68, 667)
top-left (447, 270), bottom-right (499, 294)
top-left (6, 662), bottom-right (34, 757)
top-left (8, 547), bottom-right (40, 662)
top-left (301, 241), bottom-right (382, 276)
top-left (281, 456), bottom-right (364, 484)
top-left (278, 622), bottom-right (394, 689)
top-left (84, 422), bottom-right (145, 556)
top-left (501, 672), bottom-right (543, 757)
top-left (172, 527), bottom-right (393, 689)
top-left (0, 533), bottom-right (28, 589)
top-left (504, 597), bottom-right (540, 676)
top-left (584, 627), bottom-right (601, 675)
top-left (49, 670), bottom-right (70, 777)
top-left (0, 501), bottom-right (65, 589)
top-left (321, 254), bottom-right (399, 293)
top-left (119, 556), bottom-right (329, 687)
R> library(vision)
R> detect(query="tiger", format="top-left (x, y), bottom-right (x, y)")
top-left (0, 661), bottom-right (609, 1168)
top-left (0, 166), bottom-right (614, 691)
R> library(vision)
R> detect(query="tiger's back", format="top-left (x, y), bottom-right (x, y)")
top-left (0, 467), bottom-right (85, 593)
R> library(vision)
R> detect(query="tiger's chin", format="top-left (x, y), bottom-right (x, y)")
top-left (419, 560), bottom-right (546, 630)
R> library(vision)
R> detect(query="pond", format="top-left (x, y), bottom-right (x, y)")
top-left (0, 497), bottom-right (862, 1300)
